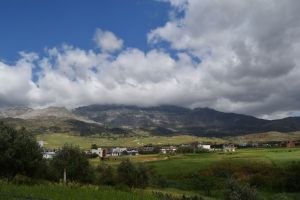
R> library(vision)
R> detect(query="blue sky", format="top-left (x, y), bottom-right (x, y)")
top-left (0, 0), bottom-right (170, 62)
top-left (1, 0), bottom-right (300, 119)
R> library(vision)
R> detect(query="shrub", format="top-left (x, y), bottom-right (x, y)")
top-left (284, 161), bottom-right (300, 192)
top-left (224, 178), bottom-right (262, 200)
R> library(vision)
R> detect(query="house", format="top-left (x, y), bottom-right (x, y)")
top-left (138, 145), bottom-right (159, 154)
top-left (37, 140), bottom-right (44, 148)
top-left (89, 148), bottom-right (109, 158)
top-left (223, 144), bottom-right (236, 152)
top-left (198, 144), bottom-right (211, 150)
top-left (160, 146), bottom-right (177, 154)
top-left (43, 151), bottom-right (55, 159)
top-left (110, 147), bottom-right (127, 156)
top-left (125, 149), bottom-right (139, 156)
top-left (287, 141), bottom-right (296, 148)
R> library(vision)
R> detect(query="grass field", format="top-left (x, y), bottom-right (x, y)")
top-left (2, 148), bottom-right (299, 200)
top-left (36, 132), bottom-right (300, 150)
top-left (36, 133), bottom-right (226, 149)
top-left (90, 148), bottom-right (300, 176)
top-left (34, 133), bottom-right (300, 199)
top-left (228, 131), bottom-right (300, 143)
top-left (0, 181), bottom-right (160, 200)
top-left (88, 147), bottom-right (300, 200)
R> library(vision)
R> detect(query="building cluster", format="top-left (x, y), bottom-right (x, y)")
top-left (38, 139), bottom-right (299, 159)
top-left (86, 147), bottom-right (139, 158)
top-left (236, 140), bottom-right (299, 148)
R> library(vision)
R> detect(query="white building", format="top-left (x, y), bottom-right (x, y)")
top-left (111, 147), bottom-right (127, 156)
top-left (43, 151), bottom-right (55, 159)
top-left (160, 146), bottom-right (177, 154)
top-left (91, 148), bottom-right (107, 157)
top-left (198, 144), bottom-right (211, 150)
top-left (223, 144), bottom-right (236, 152)
top-left (37, 140), bottom-right (44, 148)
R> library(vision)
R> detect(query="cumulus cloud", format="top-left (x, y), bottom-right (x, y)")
top-left (1, 1), bottom-right (300, 119)
top-left (0, 52), bottom-right (38, 107)
top-left (93, 28), bottom-right (123, 52)
top-left (148, 0), bottom-right (300, 118)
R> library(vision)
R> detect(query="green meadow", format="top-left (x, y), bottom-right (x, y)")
top-left (91, 148), bottom-right (300, 175)
top-left (0, 182), bottom-right (160, 200)
top-left (89, 147), bottom-right (300, 200)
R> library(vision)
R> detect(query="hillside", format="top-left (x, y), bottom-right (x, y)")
top-left (2, 105), bottom-right (300, 137)
top-left (74, 105), bottom-right (300, 136)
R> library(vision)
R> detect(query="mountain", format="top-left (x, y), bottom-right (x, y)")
top-left (0, 106), bottom-right (120, 136)
top-left (2, 104), bottom-right (300, 137)
top-left (74, 105), bottom-right (300, 137)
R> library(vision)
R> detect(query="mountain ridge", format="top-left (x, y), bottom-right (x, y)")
top-left (1, 104), bottom-right (300, 137)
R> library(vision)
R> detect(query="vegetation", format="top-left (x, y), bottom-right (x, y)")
top-left (1, 122), bottom-right (300, 200)
top-left (0, 181), bottom-right (160, 200)
top-left (117, 159), bottom-right (150, 188)
top-left (49, 144), bottom-right (94, 183)
top-left (0, 122), bottom-right (45, 179)
top-left (36, 133), bottom-right (225, 149)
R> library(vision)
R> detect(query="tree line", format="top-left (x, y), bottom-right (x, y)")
top-left (0, 122), bottom-right (150, 188)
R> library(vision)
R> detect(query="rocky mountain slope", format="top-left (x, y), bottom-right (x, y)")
top-left (0, 106), bottom-right (106, 136)
top-left (74, 105), bottom-right (300, 136)
top-left (2, 104), bottom-right (300, 137)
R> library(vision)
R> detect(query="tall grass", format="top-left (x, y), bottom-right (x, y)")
top-left (0, 181), bottom-right (159, 200)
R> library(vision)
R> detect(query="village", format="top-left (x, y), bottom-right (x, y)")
top-left (39, 140), bottom-right (299, 159)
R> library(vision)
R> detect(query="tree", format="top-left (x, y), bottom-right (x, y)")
top-left (136, 163), bottom-right (150, 188)
top-left (50, 144), bottom-right (94, 183)
top-left (117, 159), bottom-right (150, 188)
top-left (0, 122), bottom-right (44, 179)
top-left (91, 144), bottom-right (98, 149)
top-left (117, 159), bottom-right (136, 187)
top-left (96, 163), bottom-right (116, 185)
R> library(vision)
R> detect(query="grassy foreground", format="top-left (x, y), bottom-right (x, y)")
top-left (0, 181), bottom-right (159, 200)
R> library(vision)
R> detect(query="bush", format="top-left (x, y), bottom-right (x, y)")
top-left (284, 161), bottom-right (300, 192)
top-left (224, 178), bottom-right (262, 200)
top-left (153, 175), bottom-right (169, 188)
top-left (193, 176), bottom-right (217, 196)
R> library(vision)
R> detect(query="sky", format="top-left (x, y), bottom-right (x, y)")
top-left (1, 0), bottom-right (300, 119)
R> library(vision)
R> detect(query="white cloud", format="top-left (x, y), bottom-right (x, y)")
top-left (0, 52), bottom-right (38, 107)
top-left (1, 0), bottom-right (300, 119)
top-left (93, 28), bottom-right (123, 52)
